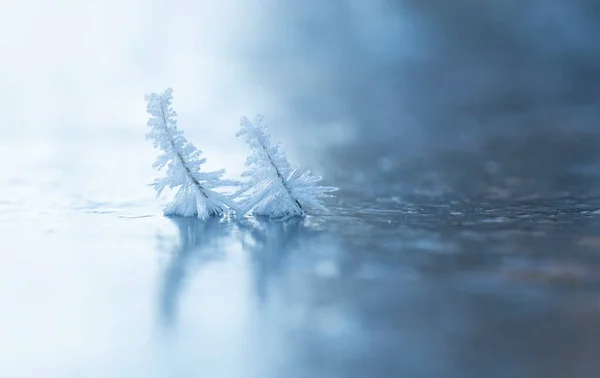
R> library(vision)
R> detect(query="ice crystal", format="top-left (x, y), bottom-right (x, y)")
top-left (235, 115), bottom-right (338, 219)
top-left (145, 88), bottom-right (236, 219)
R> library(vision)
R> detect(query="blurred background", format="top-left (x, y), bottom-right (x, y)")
top-left (2, 1), bottom-right (600, 378)
top-left (2, 0), bottom-right (599, 198)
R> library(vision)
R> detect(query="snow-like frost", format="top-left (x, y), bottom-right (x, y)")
top-left (145, 88), bottom-right (236, 219)
top-left (235, 114), bottom-right (339, 219)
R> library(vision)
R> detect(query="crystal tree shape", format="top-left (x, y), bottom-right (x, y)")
top-left (145, 88), bottom-right (236, 219)
top-left (235, 115), bottom-right (339, 218)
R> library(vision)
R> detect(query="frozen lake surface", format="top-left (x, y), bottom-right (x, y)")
top-left (2, 131), bottom-right (600, 378)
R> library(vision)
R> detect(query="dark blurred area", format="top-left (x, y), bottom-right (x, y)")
top-left (243, 0), bottom-right (600, 200)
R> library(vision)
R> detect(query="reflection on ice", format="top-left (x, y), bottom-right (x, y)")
top-left (159, 215), bottom-right (326, 321)
top-left (154, 215), bottom-right (338, 377)
top-left (147, 198), bottom-right (600, 378)
top-left (238, 216), bottom-right (320, 302)
top-left (158, 217), bottom-right (232, 327)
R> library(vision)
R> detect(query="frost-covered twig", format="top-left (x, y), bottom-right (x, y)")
top-left (235, 115), bottom-right (338, 218)
top-left (145, 88), bottom-right (236, 219)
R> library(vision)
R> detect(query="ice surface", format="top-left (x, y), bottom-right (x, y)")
top-left (2, 131), bottom-right (600, 378)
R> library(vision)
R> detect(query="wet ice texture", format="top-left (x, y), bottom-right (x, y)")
top-left (145, 88), bottom-right (236, 219)
top-left (3, 129), bottom-right (600, 378)
top-left (235, 115), bottom-right (339, 219)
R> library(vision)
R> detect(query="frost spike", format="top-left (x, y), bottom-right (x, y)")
top-left (256, 131), bottom-right (304, 215)
top-left (235, 115), bottom-right (339, 218)
top-left (158, 103), bottom-right (209, 199)
top-left (145, 88), bottom-right (236, 219)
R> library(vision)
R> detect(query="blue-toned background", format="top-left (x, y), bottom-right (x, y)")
top-left (1, 1), bottom-right (600, 377)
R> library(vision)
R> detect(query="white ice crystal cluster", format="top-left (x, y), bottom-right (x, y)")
top-left (235, 115), bottom-right (339, 219)
top-left (145, 88), bottom-right (338, 220)
top-left (145, 88), bottom-right (236, 219)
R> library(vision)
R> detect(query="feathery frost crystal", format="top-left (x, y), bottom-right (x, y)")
top-left (235, 115), bottom-right (338, 218)
top-left (145, 88), bottom-right (236, 219)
